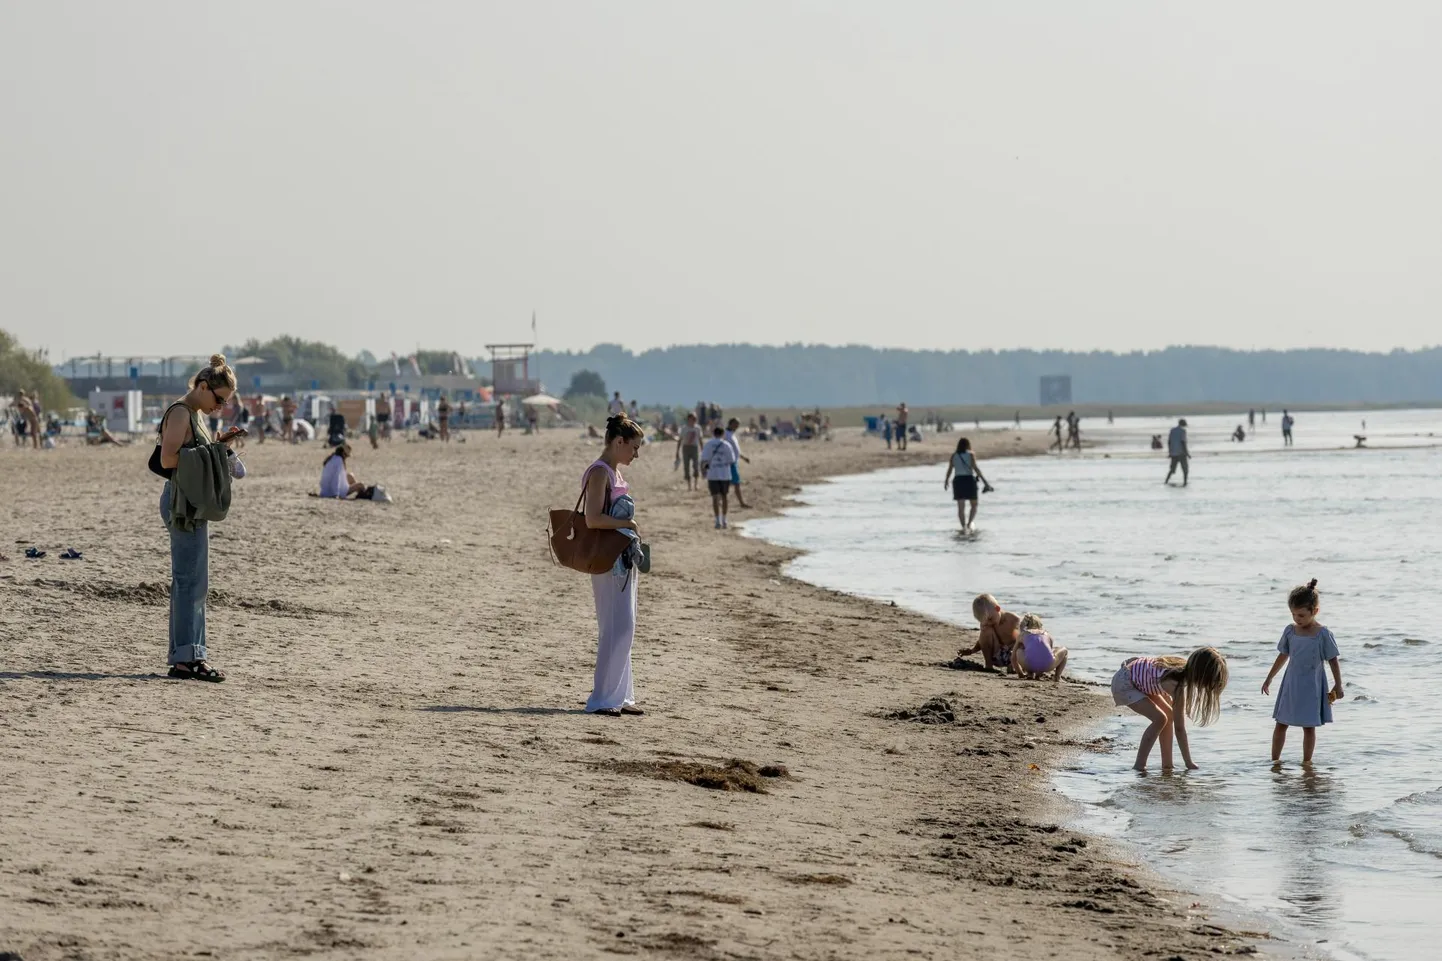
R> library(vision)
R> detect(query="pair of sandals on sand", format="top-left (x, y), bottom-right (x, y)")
top-left (14, 547), bottom-right (83, 560)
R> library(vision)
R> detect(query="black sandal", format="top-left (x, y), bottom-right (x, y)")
top-left (168, 661), bottom-right (226, 683)
top-left (591, 708), bottom-right (622, 718)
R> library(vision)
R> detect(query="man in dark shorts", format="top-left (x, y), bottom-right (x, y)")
top-left (437, 395), bottom-right (451, 442)
top-left (374, 394), bottom-right (391, 439)
top-left (701, 425), bottom-right (737, 529)
top-left (894, 402), bottom-right (909, 450)
top-left (1165, 418), bottom-right (1189, 486)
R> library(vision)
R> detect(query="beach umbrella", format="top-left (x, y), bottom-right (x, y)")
top-left (521, 393), bottom-right (563, 407)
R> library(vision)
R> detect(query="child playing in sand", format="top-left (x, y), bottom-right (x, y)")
top-left (1111, 647), bottom-right (1228, 772)
top-left (1261, 578), bottom-right (1343, 767)
top-left (1015, 613), bottom-right (1068, 682)
top-left (963, 594), bottom-right (1020, 672)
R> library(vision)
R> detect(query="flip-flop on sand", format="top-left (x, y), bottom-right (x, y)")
top-left (24, 547), bottom-right (46, 560)
top-left (59, 548), bottom-right (83, 560)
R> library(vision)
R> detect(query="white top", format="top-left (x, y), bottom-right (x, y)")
top-left (701, 437), bottom-right (737, 481)
top-left (679, 424), bottom-right (702, 446)
top-left (320, 455), bottom-right (349, 497)
top-left (724, 429), bottom-right (742, 461)
top-left (951, 451), bottom-right (974, 476)
top-left (608, 398), bottom-right (625, 415)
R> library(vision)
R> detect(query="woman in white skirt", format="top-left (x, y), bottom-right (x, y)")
top-left (581, 414), bottom-right (647, 716)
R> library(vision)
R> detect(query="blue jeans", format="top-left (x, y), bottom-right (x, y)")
top-left (160, 483), bottom-right (208, 664)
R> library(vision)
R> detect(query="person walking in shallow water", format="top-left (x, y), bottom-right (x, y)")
top-left (943, 437), bottom-right (991, 534)
top-left (1281, 410), bottom-right (1295, 447)
top-left (1164, 419), bottom-right (1189, 486)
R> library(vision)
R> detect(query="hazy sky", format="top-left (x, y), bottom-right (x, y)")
top-left (3, 2), bottom-right (1439, 361)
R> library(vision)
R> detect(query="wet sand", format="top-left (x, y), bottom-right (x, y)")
top-left (1, 427), bottom-right (1265, 960)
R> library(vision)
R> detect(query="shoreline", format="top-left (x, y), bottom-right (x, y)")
top-left (740, 447), bottom-right (1326, 961)
top-left (3, 428), bottom-right (1272, 959)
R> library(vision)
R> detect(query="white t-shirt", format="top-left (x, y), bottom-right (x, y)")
top-left (679, 424), bottom-right (702, 447)
top-left (320, 455), bottom-right (349, 497)
top-left (608, 398), bottom-right (625, 415)
top-left (724, 429), bottom-right (742, 461)
top-left (701, 437), bottom-right (737, 481)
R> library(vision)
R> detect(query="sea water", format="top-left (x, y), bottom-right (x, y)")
top-left (745, 408), bottom-right (1442, 961)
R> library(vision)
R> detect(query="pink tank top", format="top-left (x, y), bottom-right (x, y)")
top-left (1127, 657), bottom-right (1168, 695)
top-left (582, 459), bottom-right (629, 501)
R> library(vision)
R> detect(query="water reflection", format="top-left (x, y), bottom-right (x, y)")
top-left (1269, 768), bottom-right (1343, 927)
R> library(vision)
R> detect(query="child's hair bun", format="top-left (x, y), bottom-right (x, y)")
top-left (1307, 578), bottom-right (1319, 591)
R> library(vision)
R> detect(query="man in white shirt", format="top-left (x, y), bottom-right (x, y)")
top-left (676, 412), bottom-right (704, 491)
top-left (1164, 418), bottom-right (1189, 486)
top-left (723, 417), bottom-right (752, 509)
top-left (701, 426), bottom-right (738, 529)
top-left (608, 392), bottom-right (625, 417)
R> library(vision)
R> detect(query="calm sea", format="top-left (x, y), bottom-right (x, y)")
top-left (745, 408), bottom-right (1442, 961)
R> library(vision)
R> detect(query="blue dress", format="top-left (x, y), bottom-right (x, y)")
top-left (1272, 625), bottom-right (1340, 727)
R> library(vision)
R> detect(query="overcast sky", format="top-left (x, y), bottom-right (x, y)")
top-left (3, 2), bottom-right (1439, 361)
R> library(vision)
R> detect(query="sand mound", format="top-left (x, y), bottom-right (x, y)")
top-left (884, 695), bottom-right (957, 724)
top-left (602, 758), bottom-right (789, 793)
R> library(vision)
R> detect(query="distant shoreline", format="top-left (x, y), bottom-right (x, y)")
top-left (725, 401), bottom-right (1442, 429)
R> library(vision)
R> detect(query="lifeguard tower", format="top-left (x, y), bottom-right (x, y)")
top-left (485, 344), bottom-right (542, 396)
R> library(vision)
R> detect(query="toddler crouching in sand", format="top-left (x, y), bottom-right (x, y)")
top-left (962, 594), bottom-right (1020, 672)
top-left (1015, 613), bottom-right (1068, 682)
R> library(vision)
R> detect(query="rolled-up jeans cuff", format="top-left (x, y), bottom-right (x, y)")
top-left (168, 643), bottom-right (206, 666)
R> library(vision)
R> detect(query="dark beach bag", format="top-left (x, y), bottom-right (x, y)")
top-left (549, 482), bottom-right (629, 575)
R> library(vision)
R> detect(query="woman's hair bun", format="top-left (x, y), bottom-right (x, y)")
top-left (210, 353), bottom-right (228, 368)
top-left (1307, 578), bottom-right (1319, 590)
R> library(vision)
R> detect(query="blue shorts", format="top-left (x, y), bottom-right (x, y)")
top-left (730, 464), bottom-right (741, 485)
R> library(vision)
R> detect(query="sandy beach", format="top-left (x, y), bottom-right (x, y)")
top-left (1, 427), bottom-right (1265, 960)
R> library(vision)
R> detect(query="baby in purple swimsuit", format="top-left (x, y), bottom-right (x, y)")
top-left (1016, 613), bottom-right (1069, 682)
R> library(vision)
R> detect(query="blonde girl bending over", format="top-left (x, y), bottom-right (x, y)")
top-left (1111, 647), bottom-right (1228, 772)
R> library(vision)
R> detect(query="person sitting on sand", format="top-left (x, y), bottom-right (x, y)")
top-left (962, 594), bottom-right (1020, 672)
top-left (1015, 613), bottom-right (1068, 682)
top-left (320, 444), bottom-right (368, 498)
top-left (85, 410), bottom-right (127, 446)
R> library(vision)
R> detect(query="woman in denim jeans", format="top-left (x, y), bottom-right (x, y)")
top-left (154, 353), bottom-right (243, 682)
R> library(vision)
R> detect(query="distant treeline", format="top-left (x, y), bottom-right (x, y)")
top-left (532, 344), bottom-right (1442, 407)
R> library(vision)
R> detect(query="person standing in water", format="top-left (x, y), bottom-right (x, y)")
top-left (1281, 410), bottom-right (1295, 446)
top-left (1262, 578), bottom-right (1343, 767)
top-left (580, 414), bottom-right (648, 717)
top-left (942, 437), bottom-right (991, 534)
top-left (1049, 416), bottom-right (1064, 452)
top-left (1165, 418), bottom-right (1189, 486)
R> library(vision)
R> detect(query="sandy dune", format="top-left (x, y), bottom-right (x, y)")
top-left (0, 427), bottom-right (1266, 960)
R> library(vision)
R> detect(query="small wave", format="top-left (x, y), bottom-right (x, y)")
top-left (1403, 638), bottom-right (1429, 646)
top-left (1350, 788), bottom-right (1442, 860)
top-left (1363, 642), bottom-right (1384, 649)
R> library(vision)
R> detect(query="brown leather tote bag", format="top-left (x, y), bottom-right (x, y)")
top-left (549, 477), bottom-right (630, 575)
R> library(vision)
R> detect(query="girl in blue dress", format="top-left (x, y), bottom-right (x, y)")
top-left (1261, 579), bottom-right (1345, 766)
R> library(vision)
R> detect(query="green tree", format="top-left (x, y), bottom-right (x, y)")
top-left (1, 329), bottom-right (77, 410)
top-left (226, 336), bottom-right (369, 389)
top-left (564, 369), bottom-right (607, 400)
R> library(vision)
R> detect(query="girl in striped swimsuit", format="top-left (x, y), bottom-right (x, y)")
top-left (1111, 648), bottom-right (1229, 772)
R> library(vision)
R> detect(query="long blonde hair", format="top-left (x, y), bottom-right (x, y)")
top-left (1157, 647), bottom-right (1228, 726)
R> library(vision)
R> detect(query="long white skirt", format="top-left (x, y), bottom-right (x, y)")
top-left (585, 570), bottom-right (637, 711)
